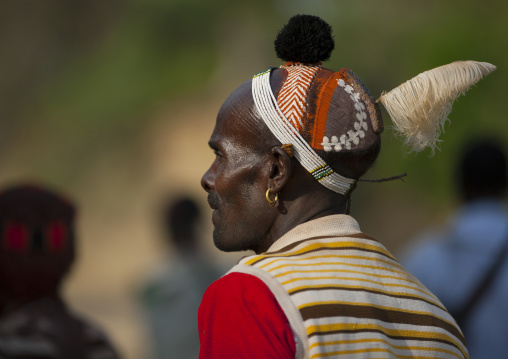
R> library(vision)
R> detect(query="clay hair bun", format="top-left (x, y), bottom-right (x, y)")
top-left (274, 14), bottom-right (335, 64)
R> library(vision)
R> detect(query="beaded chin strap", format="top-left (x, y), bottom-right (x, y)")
top-left (252, 68), bottom-right (356, 195)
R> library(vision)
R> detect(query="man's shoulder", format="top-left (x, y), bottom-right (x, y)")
top-left (200, 272), bottom-right (283, 323)
top-left (205, 272), bottom-right (272, 298)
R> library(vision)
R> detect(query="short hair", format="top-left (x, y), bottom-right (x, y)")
top-left (458, 138), bottom-right (507, 201)
top-left (163, 196), bottom-right (200, 249)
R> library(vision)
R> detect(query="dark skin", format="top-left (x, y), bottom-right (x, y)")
top-left (201, 76), bottom-right (348, 254)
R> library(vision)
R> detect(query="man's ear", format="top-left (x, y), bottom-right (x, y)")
top-left (267, 146), bottom-right (292, 193)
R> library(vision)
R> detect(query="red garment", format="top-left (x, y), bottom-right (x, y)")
top-left (198, 272), bottom-right (296, 359)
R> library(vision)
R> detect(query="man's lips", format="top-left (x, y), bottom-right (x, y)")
top-left (207, 193), bottom-right (219, 210)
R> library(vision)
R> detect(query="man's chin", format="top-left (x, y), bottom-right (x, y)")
top-left (212, 229), bottom-right (251, 253)
top-left (212, 231), bottom-right (235, 252)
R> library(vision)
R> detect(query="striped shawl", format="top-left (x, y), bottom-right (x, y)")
top-left (229, 215), bottom-right (468, 359)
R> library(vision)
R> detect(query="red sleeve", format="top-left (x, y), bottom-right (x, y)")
top-left (198, 272), bottom-right (296, 359)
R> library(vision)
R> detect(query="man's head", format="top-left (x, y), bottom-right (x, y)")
top-left (163, 196), bottom-right (201, 252)
top-left (201, 75), bottom-right (380, 253)
top-left (201, 15), bottom-right (383, 253)
top-left (457, 139), bottom-right (507, 202)
top-left (0, 184), bottom-right (76, 308)
top-left (201, 16), bottom-right (383, 253)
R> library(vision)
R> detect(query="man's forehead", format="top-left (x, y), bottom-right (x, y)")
top-left (209, 109), bottom-right (249, 152)
top-left (219, 80), bottom-right (253, 116)
top-left (209, 76), bottom-right (280, 153)
top-left (211, 81), bottom-right (256, 141)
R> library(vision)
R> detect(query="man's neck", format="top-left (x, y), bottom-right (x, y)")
top-left (254, 190), bottom-right (348, 254)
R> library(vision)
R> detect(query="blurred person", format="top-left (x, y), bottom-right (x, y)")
top-left (0, 184), bottom-right (119, 359)
top-left (198, 15), bottom-right (495, 359)
top-left (139, 196), bottom-right (222, 359)
top-left (403, 138), bottom-right (508, 358)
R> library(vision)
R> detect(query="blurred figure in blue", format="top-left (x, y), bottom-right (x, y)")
top-left (139, 196), bottom-right (222, 359)
top-left (403, 138), bottom-right (508, 358)
top-left (0, 184), bottom-right (119, 359)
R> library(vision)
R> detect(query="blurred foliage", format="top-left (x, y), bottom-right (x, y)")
top-left (1, 0), bottom-right (507, 204)
top-left (42, 1), bottom-right (219, 132)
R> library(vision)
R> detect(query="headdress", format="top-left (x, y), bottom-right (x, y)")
top-left (252, 15), bottom-right (496, 195)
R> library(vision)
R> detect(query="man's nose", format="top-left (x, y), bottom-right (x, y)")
top-left (201, 167), bottom-right (214, 193)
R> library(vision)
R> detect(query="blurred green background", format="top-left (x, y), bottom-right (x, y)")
top-left (1, 0), bottom-right (506, 357)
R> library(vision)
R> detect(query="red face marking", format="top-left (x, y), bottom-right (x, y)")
top-left (4, 223), bottom-right (29, 252)
top-left (46, 221), bottom-right (67, 252)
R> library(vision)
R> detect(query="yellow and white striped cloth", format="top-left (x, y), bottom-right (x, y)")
top-left (229, 215), bottom-right (468, 359)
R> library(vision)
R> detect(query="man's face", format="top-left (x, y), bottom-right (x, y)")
top-left (201, 84), bottom-right (275, 253)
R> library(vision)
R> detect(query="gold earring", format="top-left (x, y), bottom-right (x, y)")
top-left (265, 188), bottom-right (278, 207)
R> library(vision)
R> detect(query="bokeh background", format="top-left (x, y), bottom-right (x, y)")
top-left (1, 0), bottom-right (507, 357)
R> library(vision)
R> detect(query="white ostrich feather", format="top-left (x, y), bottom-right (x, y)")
top-left (378, 61), bottom-right (496, 153)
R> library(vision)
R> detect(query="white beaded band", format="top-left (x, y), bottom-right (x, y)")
top-left (252, 68), bottom-right (356, 195)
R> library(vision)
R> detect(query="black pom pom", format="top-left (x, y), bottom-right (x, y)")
top-left (274, 15), bottom-right (334, 63)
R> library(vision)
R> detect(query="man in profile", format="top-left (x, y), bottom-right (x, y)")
top-left (196, 15), bottom-right (490, 359)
